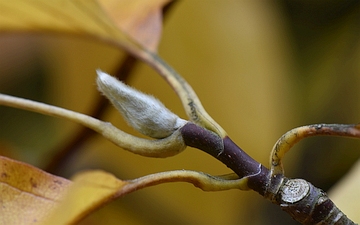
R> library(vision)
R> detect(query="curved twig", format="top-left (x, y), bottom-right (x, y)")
top-left (143, 52), bottom-right (228, 140)
top-left (121, 170), bottom-right (248, 195)
top-left (0, 93), bottom-right (185, 157)
top-left (270, 123), bottom-right (360, 176)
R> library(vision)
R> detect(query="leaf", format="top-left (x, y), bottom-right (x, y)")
top-left (41, 170), bottom-right (129, 225)
top-left (0, 156), bottom-right (71, 225)
top-left (0, 157), bottom-right (130, 225)
top-left (42, 169), bottom-right (248, 225)
top-left (0, 0), bottom-right (168, 52)
top-left (97, 0), bottom-right (170, 52)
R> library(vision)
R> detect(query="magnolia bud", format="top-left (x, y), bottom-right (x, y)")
top-left (96, 70), bottom-right (187, 139)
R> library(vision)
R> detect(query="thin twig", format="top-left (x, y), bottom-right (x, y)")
top-left (121, 170), bottom-right (248, 195)
top-left (270, 124), bottom-right (360, 176)
top-left (0, 93), bottom-right (186, 157)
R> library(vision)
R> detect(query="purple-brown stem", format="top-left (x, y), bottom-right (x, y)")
top-left (180, 122), bottom-right (356, 225)
top-left (180, 122), bottom-right (270, 195)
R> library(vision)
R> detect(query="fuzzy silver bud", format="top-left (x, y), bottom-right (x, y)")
top-left (96, 70), bottom-right (187, 139)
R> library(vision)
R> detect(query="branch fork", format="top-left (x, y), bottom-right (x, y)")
top-left (0, 66), bottom-right (359, 224)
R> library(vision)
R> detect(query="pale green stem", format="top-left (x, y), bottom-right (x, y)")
top-left (134, 50), bottom-right (227, 139)
top-left (270, 124), bottom-right (360, 177)
top-left (118, 170), bottom-right (249, 198)
top-left (0, 93), bottom-right (185, 157)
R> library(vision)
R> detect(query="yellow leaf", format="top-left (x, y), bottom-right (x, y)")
top-left (98, 0), bottom-right (171, 52)
top-left (42, 170), bottom-right (128, 225)
top-left (0, 156), bottom-right (72, 225)
top-left (0, 0), bottom-right (168, 54)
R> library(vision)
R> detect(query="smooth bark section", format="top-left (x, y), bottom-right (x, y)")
top-left (179, 123), bottom-right (223, 156)
top-left (180, 122), bottom-right (270, 195)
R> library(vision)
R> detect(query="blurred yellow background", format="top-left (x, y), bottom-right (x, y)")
top-left (0, 1), bottom-right (359, 224)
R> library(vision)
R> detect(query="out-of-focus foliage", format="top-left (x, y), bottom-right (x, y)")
top-left (0, 1), bottom-right (359, 224)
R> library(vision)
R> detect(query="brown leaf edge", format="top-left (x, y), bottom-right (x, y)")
top-left (0, 155), bottom-right (246, 225)
top-left (42, 169), bottom-right (247, 225)
top-left (0, 155), bottom-right (72, 225)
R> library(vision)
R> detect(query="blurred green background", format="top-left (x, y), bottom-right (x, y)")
top-left (0, 1), bottom-right (359, 224)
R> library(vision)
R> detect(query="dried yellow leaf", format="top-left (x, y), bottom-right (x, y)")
top-left (42, 170), bottom-right (128, 225)
top-left (0, 156), bottom-right (71, 225)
